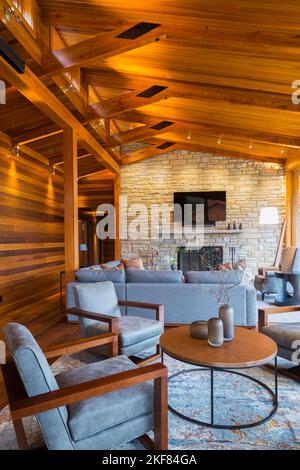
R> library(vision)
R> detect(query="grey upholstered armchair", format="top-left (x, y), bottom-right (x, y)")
top-left (2, 323), bottom-right (168, 450)
top-left (258, 305), bottom-right (300, 381)
top-left (254, 247), bottom-right (300, 300)
top-left (68, 281), bottom-right (164, 364)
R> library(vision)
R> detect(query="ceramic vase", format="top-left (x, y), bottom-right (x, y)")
top-left (219, 304), bottom-right (234, 341)
top-left (189, 320), bottom-right (208, 339)
top-left (207, 318), bottom-right (224, 347)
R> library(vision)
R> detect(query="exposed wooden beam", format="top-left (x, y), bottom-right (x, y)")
top-left (0, 129), bottom-right (51, 172)
top-left (122, 142), bottom-right (178, 165)
top-left (108, 121), bottom-right (176, 147)
top-left (11, 124), bottom-right (62, 146)
top-left (0, 56), bottom-right (119, 173)
top-left (63, 128), bottom-right (79, 285)
top-left (83, 69), bottom-right (299, 114)
top-left (0, 0), bottom-right (42, 64)
top-left (116, 111), bottom-right (300, 149)
top-left (285, 153), bottom-right (300, 171)
top-left (51, 153), bottom-right (92, 167)
top-left (79, 169), bottom-right (115, 181)
top-left (91, 85), bottom-right (172, 119)
top-left (50, 27), bottom-right (121, 164)
top-left (17, 130), bottom-right (63, 146)
top-left (39, 3), bottom-right (300, 62)
top-left (42, 23), bottom-right (166, 78)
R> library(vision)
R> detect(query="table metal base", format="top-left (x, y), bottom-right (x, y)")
top-left (166, 358), bottom-right (278, 430)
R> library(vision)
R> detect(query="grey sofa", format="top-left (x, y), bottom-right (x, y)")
top-left (67, 268), bottom-right (257, 327)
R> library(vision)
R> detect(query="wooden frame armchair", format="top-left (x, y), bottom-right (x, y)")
top-left (2, 328), bottom-right (168, 450)
top-left (68, 299), bottom-right (164, 366)
top-left (258, 305), bottom-right (300, 382)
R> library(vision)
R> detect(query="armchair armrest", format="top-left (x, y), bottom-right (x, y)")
top-left (259, 266), bottom-right (278, 275)
top-left (67, 308), bottom-right (119, 334)
top-left (8, 363), bottom-right (168, 421)
top-left (43, 333), bottom-right (118, 359)
top-left (118, 300), bottom-right (164, 322)
top-left (258, 305), bottom-right (300, 331)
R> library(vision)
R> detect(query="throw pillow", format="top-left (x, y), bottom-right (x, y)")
top-left (101, 262), bottom-right (124, 270)
top-left (122, 257), bottom-right (144, 270)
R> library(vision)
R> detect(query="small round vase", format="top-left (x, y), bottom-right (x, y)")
top-left (219, 304), bottom-right (234, 342)
top-left (207, 318), bottom-right (224, 347)
top-left (189, 320), bottom-right (208, 340)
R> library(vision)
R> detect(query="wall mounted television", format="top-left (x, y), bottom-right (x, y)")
top-left (173, 191), bottom-right (226, 226)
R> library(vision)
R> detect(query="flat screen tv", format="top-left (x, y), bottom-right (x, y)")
top-left (173, 191), bottom-right (226, 226)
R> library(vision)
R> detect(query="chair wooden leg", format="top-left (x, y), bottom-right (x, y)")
top-left (265, 363), bottom-right (300, 382)
top-left (139, 434), bottom-right (155, 450)
top-left (154, 374), bottom-right (168, 450)
top-left (12, 418), bottom-right (29, 450)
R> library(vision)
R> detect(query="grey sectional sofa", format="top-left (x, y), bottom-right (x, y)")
top-left (67, 268), bottom-right (257, 326)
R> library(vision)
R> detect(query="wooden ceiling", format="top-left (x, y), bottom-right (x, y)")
top-left (1, 0), bottom-right (300, 173)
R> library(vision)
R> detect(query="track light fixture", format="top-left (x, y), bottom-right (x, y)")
top-left (64, 83), bottom-right (77, 93)
top-left (11, 145), bottom-right (20, 157)
top-left (4, 6), bottom-right (22, 24)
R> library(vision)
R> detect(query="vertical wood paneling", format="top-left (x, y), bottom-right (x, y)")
top-left (0, 145), bottom-right (65, 329)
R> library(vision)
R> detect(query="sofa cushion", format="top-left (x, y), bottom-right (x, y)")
top-left (185, 270), bottom-right (244, 284)
top-left (75, 268), bottom-right (125, 284)
top-left (262, 322), bottom-right (300, 350)
top-left (126, 268), bottom-right (183, 284)
top-left (56, 355), bottom-right (153, 442)
top-left (85, 315), bottom-right (163, 347)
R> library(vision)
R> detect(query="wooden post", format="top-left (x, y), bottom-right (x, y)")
top-left (285, 170), bottom-right (292, 247)
top-left (64, 128), bottom-right (79, 284)
top-left (114, 174), bottom-right (121, 260)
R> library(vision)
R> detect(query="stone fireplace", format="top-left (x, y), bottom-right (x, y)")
top-left (120, 147), bottom-right (285, 275)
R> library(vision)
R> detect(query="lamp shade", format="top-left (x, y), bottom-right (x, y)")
top-left (79, 243), bottom-right (88, 252)
top-left (259, 207), bottom-right (279, 225)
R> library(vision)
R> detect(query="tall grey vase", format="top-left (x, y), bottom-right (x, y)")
top-left (207, 318), bottom-right (224, 347)
top-left (219, 304), bottom-right (234, 341)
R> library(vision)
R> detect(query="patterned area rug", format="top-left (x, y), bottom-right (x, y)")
top-left (1, 351), bottom-right (300, 450)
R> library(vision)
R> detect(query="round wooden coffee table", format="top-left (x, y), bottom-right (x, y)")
top-left (160, 326), bottom-right (278, 429)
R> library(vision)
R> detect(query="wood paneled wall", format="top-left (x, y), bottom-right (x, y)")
top-left (0, 144), bottom-right (65, 330)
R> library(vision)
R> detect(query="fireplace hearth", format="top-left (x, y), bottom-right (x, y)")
top-left (177, 246), bottom-right (223, 272)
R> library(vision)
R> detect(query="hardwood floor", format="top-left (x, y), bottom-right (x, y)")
top-left (0, 293), bottom-right (81, 410)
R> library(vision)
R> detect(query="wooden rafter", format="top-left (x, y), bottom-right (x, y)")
top-left (108, 121), bottom-right (176, 147)
top-left (0, 57), bottom-right (119, 173)
top-left (121, 141), bottom-right (178, 165)
top-left (0, 0), bottom-right (42, 64)
top-left (116, 112), bottom-right (300, 149)
top-left (141, 138), bottom-right (285, 165)
top-left (84, 69), bottom-right (299, 115)
top-left (42, 23), bottom-right (166, 78)
top-left (91, 85), bottom-right (172, 119)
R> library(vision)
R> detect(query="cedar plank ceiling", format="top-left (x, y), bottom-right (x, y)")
top-left (1, 0), bottom-right (300, 170)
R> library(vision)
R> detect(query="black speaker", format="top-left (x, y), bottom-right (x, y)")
top-left (0, 36), bottom-right (25, 74)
